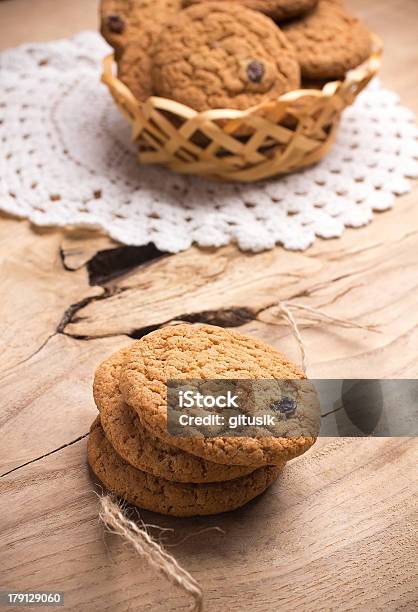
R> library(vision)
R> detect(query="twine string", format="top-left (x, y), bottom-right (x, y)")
top-left (270, 300), bottom-right (379, 374)
top-left (99, 495), bottom-right (203, 612)
top-left (98, 303), bottom-right (379, 610)
top-left (275, 302), bottom-right (308, 373)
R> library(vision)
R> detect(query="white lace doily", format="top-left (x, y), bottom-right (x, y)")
top-left (1, 31), bottom-right (417, 252)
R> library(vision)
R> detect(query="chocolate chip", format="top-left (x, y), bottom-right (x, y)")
top-left (106, 14), bottom-right (126, 34)
top-left (270, 397), bottom-right (297, 419)
top-left (246, 60), bottom-right (265, 84)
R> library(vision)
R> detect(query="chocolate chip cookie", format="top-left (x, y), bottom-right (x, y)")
top-left (88, 418), bottom-right (281, 516)
top-left (100, 0), bottom-right (181, 100)
top-left (183, 0), bottom-right (319, 22)
top-left (116, 25), bottom-right (162, 101)
top-left (100, 0), bottom-right (181, 54)
top-left (282, 0), bottom-right (372, 80)
top-left (94, 348), bottom-right (257, 482)
top-left (119, 324), bottom-right (316, 467)
top-left (151, 2), bottom-right (301, 111)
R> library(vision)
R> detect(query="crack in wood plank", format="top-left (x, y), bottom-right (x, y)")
top-left (56, 293), bottom-right (107, 334)
top-left (0, 432), bottom-right (89, 478)
top-left (61, 212), bottom-right (418, 341)
top-left (1, 332), bottom-right (57, 374)
top-left (0, 331), bottom-right (130, 473)
top-left (86, 243), bottom-right (167, 286)
top-left (59, 260), bottom-right (380, 340)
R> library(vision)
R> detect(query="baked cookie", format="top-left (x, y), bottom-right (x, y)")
top-left (94, 348), bottom-right (257, 482)
top-left (88, 418), bottom-right (281, 517)
top-left (151, 2), bottom-right (301, 111)
top-left (100, 0), bottom-right (181, 100)
top-left (100, 0), bottom-right (133, 56)
top-left (182, 0), bottom-right (319, 22)
top-left (116, 25), bottom-right (161, 101)
top-left (100, 0), bottom-right (181, 54)
top-left (119, 324), bottom-right (316, 467)
top-left (282, 0), bottom-right (372, 80)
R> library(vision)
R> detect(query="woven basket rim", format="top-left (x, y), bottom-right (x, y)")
top-left (102, 33), bottom-right (383, 123)
top-left (101, 33), bottom-right (382, 181)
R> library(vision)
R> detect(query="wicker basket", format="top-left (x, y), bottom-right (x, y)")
top-left (102, 35), bottom-right (382, 182)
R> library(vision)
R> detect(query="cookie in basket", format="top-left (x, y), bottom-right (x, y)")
top-left (88, 417), bottom-right (281, 517)
top-left (282, 0), bottom-right (372, 80)
top-left (182, 0), bottom-right (318, 21)
top-left (100, 0), bottom-right (181, 100)
top-left (119, 324), bottom-right (316, 467)
top-left (94, 347), bottom-right (257, 483)
top-left (116, 24), bottom-right (162, 102)
top-left (151, 2), bottom-right (301, 112)
top-left (100, 0), bottom-right (181, 54)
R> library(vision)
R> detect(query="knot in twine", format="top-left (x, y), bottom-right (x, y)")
top-left (98, 302), bottom-right (379, 610)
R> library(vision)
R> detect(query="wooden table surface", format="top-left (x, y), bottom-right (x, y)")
top-left (0, 1), bottom-right (417, 610)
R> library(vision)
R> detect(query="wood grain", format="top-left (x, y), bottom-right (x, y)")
top-left (1, 437), bottom-right (417, 611)
top-left (0, 1), bottom-right (417, 610)
top-left (0, 333), bottom-right (129, 475)
top-left (62, 193), bottom-right (418, 379)
top-left (0, 219), bottom-right (103, 374)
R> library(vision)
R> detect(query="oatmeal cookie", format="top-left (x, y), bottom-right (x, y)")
top-left (116, 24), bottom-right (162, 101)
top-left (100, 0), bottom-right (181, 100)
top-left (183, 0), bottom-right (319, 22)
top-left (94, 348), bottom-right (257, 482)
top-left (282, 0), bottom-right (372, 80)
top-left (119, 324), bottom-right (316, 467)
top-left (88, 418), bottom-right (281, 516)
top-left (100, 0), bottom-right (181, 54)
top-left (151, 2), bottom-right (301, 111)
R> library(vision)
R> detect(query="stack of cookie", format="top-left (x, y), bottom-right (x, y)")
top-left (88, 324), bottom-right (316, 517)
top-left (100, 0), bottom-right (373, 111)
